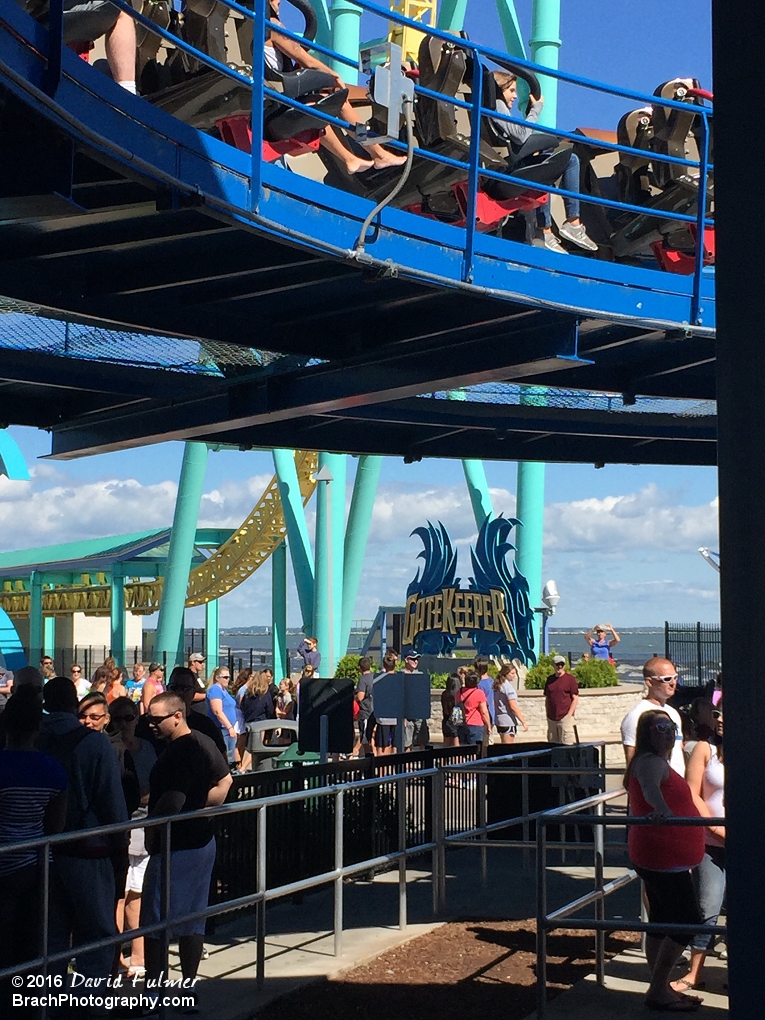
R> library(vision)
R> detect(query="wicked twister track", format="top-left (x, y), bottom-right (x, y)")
top-left (0, 0), bottom-right (716, 467)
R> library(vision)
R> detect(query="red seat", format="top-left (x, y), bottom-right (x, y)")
top-left (215, 115), bottom-right (322, 161)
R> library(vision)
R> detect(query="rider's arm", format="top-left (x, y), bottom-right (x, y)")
top-left (270, 25), bottom-right (344, 86)
top-left (607, 624), bottom-right (621, 645)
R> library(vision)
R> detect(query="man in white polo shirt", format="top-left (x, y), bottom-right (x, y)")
top-left (621, 656), bottom-right (685, 774)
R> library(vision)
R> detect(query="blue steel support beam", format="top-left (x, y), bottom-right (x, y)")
top-left (341, 455), bottom-right (382, 658)
top-left (205, 598), bottom-right (220, 668)
top-left (155, 442), bottom-right (209, 667)
top-left (110, 563), bottom-right (125, 663)
top-left (29, 571), bottom-right (43, 665)
top-left (272, 449), bottom-right (315, 631)
top-left (271, 540), bottom-right (288, 677)
top-left (330, 0), bottom-right (360, 83)
top-left (462, 460), bottom-right (494, 528)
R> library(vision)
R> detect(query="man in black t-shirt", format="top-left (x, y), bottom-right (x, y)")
top-left (141, 692), bottom-right (232, 987)
top-left (354, 656), bottom-right (375, 756)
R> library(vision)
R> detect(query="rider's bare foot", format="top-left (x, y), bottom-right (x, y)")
top-left (347, 157), bottom-right (375, 174)
top-left (373, 153), bottom-right (407, 169)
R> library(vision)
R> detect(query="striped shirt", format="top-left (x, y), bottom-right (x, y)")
top-left (0, 750), bottom-right (68, 876)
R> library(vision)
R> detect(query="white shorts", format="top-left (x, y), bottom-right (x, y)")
top-left (126, 853), bottom-right (149, 893)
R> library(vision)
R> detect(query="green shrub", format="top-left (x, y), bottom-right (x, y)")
top-left (430, 672), bottom-right (449, 688)
top-left (334, 654), bottom-right (363, 683)
top-left (574, 657), bottom-right (619, 688)
top-left (524, 652), bottom-right (619, 689)
top-left (524, 652), bottom-right (558, 689)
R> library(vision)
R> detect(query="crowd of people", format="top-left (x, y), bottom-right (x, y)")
top-left (0, 638), bottom-right (725, 1010)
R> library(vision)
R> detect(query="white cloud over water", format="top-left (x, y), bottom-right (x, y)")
top-left (0, 464), bottom-right (719, 628)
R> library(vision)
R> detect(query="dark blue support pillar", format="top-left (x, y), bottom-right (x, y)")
top-left (713, 0), bottom-right (764, 1011)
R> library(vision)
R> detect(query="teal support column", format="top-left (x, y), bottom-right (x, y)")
top-left (0, 430), bottom-right (31, 480)
top-left (341, 455), bottom-right (382, 657)
top-left (462, 460), bottom-right (494, 528)
top-left (516, 459), bottom-right (545, 640)
top-left (530, 0), bottom-right (561, 126)
top-left (330, 455), bottom-right (346, 667)
top-left (437, 0), bottom-right (467, 31)
top-left (43, 616), bottom-right (56, 660)
top-left (272, 449), bottom-right (315, 630)
top-left (272, 540), bottom-right (288, 677)
top-left (155, 442), bottom-right (209, 667)
top-left (330, 0), bottom-right (360, 83)
top-left (311, 0), bottom-right (332, 48)
top-left (495, 0), bottom-right (525, 58)
top-left (514, 0), bottom-right (559, 645)
top-left (313, 454), bottom-right (345, 677)
top-left (205, 598), bottom-right (220, 669)
top-left (29, 571), bottom-right (43, 666)
top-left (110, 564), bottom-right (125, 664)
top-left (0, 607), bottom-right (26, 670)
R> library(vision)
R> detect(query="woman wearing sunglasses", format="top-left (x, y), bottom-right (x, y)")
top-left (108, 697), bottom-right (157, 979)
top-left (625, 709), bottom-right (705, 1012)
top-left (77, 692), bottom-right (111, 733)
top-left (672, 703), bottom-right (725, 996)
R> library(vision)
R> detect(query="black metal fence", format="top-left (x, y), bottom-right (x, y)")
top-left (664, 622), bottom-right (721, 687)
top-left (209, 745), bottom-right (478, 916)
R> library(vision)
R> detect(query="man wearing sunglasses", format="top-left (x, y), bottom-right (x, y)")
top-left (621, 657), bottom-right (685, 774)
top-left (141, 692), bottom-right (232, 990)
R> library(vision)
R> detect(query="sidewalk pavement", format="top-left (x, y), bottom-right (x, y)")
top-left (173, 846), bottom-right (642, 1020)
top-left (524, 944), bottom-right (728, 1019)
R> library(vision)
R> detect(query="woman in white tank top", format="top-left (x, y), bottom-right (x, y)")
top-left (673, 704), bottom-right (725, 995)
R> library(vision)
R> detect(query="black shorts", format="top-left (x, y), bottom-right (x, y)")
top-left (635, 866), bottom-right (703, 946)
top-left (377, 723), bottom-right (396, 748)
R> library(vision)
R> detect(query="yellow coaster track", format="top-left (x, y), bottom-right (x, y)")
top-left (0, 451), bottom-right (318, 617)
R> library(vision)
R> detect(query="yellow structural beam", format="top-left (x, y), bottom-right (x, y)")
top-left (0, 451), bottom-right (318, 619)
top-left (389, 0), bottom-right (438, 64)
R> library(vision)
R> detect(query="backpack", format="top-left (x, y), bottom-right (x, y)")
top-left (450, 703), bottom-right (465, 727)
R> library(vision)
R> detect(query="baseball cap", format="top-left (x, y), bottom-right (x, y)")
top-left (552, 655), bottom-right (567, 666)
top-left (189, 653), bottom-right (205, 663)
top-left (405, 650), bottom-right (421, 660)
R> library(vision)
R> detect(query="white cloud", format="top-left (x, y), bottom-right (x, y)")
top-left (0, 466), bottom-right (720, 628)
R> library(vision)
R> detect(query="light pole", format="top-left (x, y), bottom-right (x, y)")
top-left (535, 579), bottom-right (560, 655)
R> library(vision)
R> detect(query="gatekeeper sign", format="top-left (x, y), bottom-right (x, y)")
top-left (402, 515), bottom-right (536, 664)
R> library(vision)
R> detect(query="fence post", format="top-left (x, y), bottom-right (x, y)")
top-left (478, 767), bottom-right (488, 885)
top-left (334, 788), bottom-right (344, 956)
top-left (664, 620), bottom-right (669, 660)
top-left (594, 800), bottom-right (605, 984)
top-left (397, 773), bottom-right (407, 930)
top-left (256, 804), bottom-right (267, 988)
top-left (696, 621), bottom-right (702, 686)
top-left (536, 816), bottom-right (548, 1020)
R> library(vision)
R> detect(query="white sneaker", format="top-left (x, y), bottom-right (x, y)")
top-left (537, 231), bottom-right (568, 255)
top-left (558, 220), bottom-right (599, 252)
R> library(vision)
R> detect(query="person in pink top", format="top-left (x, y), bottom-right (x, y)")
top-left (457, 671), bottom-right (491, 754)
top-left (625, 709), bottom-right (705, 1012)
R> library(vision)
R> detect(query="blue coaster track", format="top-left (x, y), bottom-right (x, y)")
top-left (0, 0), bottom-right (714, 336)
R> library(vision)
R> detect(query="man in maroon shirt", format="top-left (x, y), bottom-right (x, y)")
top-left (544, 655), bottom-right (579, 744)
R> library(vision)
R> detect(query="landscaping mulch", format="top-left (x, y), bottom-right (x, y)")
top-left (253, 919), bottom-right (640, 1020)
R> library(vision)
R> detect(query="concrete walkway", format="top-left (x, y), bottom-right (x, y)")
top-left (162, 845), bottom-right (644, 1020)
top-left (525, 945), bottom-right (728, 1019)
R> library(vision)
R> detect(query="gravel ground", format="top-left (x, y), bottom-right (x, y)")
top-left (252, 919), bottom-right (640, 1020)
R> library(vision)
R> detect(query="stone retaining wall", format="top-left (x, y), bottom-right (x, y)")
top-left (428, 683), bottom-right (644, 743)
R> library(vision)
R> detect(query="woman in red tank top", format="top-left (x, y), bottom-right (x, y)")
top-left (625, 709), bottom-right (705, 1012)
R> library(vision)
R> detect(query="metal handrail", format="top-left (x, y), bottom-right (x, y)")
top-left (535, 791), bottom-right (727, 1019)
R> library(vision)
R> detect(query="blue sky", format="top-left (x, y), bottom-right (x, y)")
top-left (0, 1), bottom-right (718, 632)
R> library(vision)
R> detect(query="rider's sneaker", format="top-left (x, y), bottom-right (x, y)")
top-left (537, 231), bottom-right (568, 254)
top-left (558, 220), bottom-right (599, 251)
